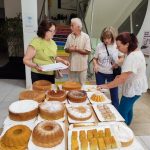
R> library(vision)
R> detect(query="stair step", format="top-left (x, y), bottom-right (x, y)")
top-left (53, 37), bottom-right (67, 42)
top-left (56, 41), bottom-right (65, 46)
top-left (56, 31), bottom-right (70, 35)
top-left (54, 34), bottom-right (68, 38)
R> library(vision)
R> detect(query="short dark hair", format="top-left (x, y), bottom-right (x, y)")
top-left (116, 32), bottom-right (138, 53)
top-left (100, 26), bottom-right (117, 44)
top-left (37, 19), bottom-right (56, 38)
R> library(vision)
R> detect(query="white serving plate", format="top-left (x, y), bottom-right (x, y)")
top-left (93, 103), bottom-right (125, 122)
top-left (82, 85), bottom-right (109, 93)
top-left (98, 122), bottom-right (145, 150)
top-left (3, 116), bottom-right (36, 130)
top-left (28, 121), bottom-right (65, 150)
top-left (68, 124), bottom-right (119, 150)
top-left (66, 104), bottom-right (95, 124)
top-left (87, 92), bottom-right (111, 104)
top-left (69, 123), bottom-right (98, 130)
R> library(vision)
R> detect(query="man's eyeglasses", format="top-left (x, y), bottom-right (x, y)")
top-left (48, 29), bottom-right (56, 33)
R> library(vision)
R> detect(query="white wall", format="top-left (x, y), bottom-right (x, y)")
top-left (137, 0), bottom-right (150, 88)
top-left (4, 0), bottom-right (21, 18)
top-left (21, 0), bottom-right (38, 88)
top-left (85, 0), bottom-right (142, 38)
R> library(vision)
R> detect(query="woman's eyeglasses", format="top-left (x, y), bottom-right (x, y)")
top-left (48, 29), bottom-right (56, 33)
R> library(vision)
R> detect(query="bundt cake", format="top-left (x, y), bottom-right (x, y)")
top-left (46, 90), bottom-right (66, 102)
top-left (32, 80), bottom-right (51, 91)
top-left (19, 90), bottom-right (45, 103)
top-left (39, 101), bottom-right (65, 120)
top-left (62, 81), bottom-right (81, 91)
top-left (32, 121), bottom-right (64, 148)
top-left (67, 90), bottom-right (87, 103)
top-left (9, 100), bottom-right (38, 121)
top-left (67, 105), bottom-right (92, 121)
top-left (0, 125), bottom-right (31, 150)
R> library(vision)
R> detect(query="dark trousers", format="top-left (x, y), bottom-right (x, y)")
top-left (31, 72), bottom-right (55, 84)
top-left (119, 95), bottom-right (140, 125)
top-left (95, 72), bottom-right (119, 110)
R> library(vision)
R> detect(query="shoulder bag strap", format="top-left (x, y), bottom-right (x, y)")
top-left (104, 44), bottom-right (112, 65)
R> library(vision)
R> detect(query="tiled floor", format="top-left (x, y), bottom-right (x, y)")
top-left (0, 79), bottom-right (150, 149)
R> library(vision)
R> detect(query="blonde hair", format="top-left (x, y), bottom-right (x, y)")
top-left (100, 26), bottom-right (117, 44)
top-left (71, 18), bottom-right (82, 29)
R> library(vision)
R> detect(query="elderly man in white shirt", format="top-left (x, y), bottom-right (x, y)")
top-left (64, 18), bottom-right (91, 85)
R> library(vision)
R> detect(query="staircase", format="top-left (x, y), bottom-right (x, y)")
top-left (53, 24), bottom-right (71, 83)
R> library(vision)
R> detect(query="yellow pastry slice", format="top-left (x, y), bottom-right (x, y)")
top-left (97, 138), bottom-right (106, 150)
top-left (105, 128), bottom-right (111, 137)
top-left (89, 138), bottom-right (98, 150)
top-left (81, 138), bottom-right (88, 150)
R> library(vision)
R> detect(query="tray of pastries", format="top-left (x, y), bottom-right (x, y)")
top-left (66, 104), bottom-right (96, 124)
top-left (98, 122), bottom-right (145, 150)
top-left (69, 122), bottom-right (145, 150)
top-left (93, 104), bottom-right (125, 122)
top-left (68, 124), bottom-right (119, 150)
top-left (87, 92), bottom-right (111, 104)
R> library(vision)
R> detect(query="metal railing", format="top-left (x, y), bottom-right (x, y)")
top-left (78, 0), bottom-right (95, 79)
top-left (38, 0), bottom-right (46, 24)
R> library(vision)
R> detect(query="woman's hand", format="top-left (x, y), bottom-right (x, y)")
top-left (93, 64), bottom-right (99, 73)
top-left (56, 57), bottom-right (70, 66)
top-left (63, 60), bottom-right (70, 66)
top-left (97, 84), bottom-right (109, 90)
top-left (35, 64), bottom-right (42, 72)
top-left (112, 63), bottom-right (119, 69)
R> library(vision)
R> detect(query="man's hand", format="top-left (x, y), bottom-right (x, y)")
top-left (69, 45), bottom-right (77, 52)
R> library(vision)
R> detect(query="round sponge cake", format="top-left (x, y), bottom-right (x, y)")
top-left (9, 100), bottom-right (38, 121)
top-left (32, 80), bottom-right (51, 91)
top-left (19, 90), bottom-right (45, 103)
top-left (62, 81), bottom-right (81, 91)
top-left (39, 101), bottom-right (65, 120)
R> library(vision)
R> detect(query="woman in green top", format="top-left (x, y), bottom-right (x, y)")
top-left (23, 19), bottom-right (69, 83)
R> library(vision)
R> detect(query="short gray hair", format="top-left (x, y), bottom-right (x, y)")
top-left (71, 18), bottom-right (82, 29)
